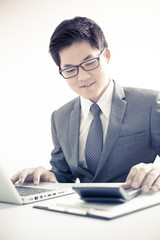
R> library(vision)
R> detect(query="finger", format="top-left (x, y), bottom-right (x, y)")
top-left (18, 168), bottom-right (37, 184)
top-left (34, 168), bottom-right (58, 184)
top-left (11, 171), bottom-right (21, 184)
top-left (126, 163), bottom-right (154, 189)
top-left (131, 163), bottom-right (155, 189)
top-left (152, 176), bottom-right (160, 192)
top-left (121, 182), bottom-right (131, 188)
top-left (33, 167), bottom-right (46, 185)
top-left (125, 165), bottom-right (139, 187)
top-left (18, 169), bottom-right (33, 184)
top-left (142, 168), bottom-right (160, 192)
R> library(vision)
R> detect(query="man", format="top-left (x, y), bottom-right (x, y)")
top-left (12, 17), bottom-right (160, 193)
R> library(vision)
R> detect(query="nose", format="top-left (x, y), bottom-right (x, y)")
top-left (77, 67), bottom-right (90, 82)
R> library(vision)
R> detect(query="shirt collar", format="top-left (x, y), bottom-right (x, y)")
top-left (80, 79), bottom-right (114, 120)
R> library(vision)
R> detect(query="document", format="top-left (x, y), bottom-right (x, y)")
top-left (34, 189), bottom-right (160, 220)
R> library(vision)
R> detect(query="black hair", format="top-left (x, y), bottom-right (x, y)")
top-left (49, 16), bottom-right (108, 68)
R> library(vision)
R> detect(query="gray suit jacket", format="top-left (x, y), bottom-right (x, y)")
top-left (50, 81), bottom-right (160, 183)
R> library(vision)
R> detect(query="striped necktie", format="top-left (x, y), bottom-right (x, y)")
top-left (85, 104), bottom-right (103, 175)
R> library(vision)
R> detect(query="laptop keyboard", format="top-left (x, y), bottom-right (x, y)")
top-left (16, 186), bottom-right (53, 196)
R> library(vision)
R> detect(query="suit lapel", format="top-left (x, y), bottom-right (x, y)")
top-left (69, 97), bottom-right (94, 180)
top-left (94, 81), bottom-right (127, 180)
top-left (69, 98), bottom-right (81, 171)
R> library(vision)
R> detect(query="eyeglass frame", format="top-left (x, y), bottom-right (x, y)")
top-left (59, 48), bottom-right (106, 79)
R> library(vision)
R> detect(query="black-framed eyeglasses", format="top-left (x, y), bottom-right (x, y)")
top-left (59, 49), bottom-right (105, 79)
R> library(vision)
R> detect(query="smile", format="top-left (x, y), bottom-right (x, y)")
top-left (80, 82), bottom-right (95, 88)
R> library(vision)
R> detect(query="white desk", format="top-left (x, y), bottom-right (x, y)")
top-left (1, 192), bottom-right (160, 240)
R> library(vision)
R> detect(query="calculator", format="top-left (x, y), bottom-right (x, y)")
top-left (73, 185), bottom-right (142, 203)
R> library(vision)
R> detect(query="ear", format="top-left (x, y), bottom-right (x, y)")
top-left (104, 48), bottom-right (111, 63)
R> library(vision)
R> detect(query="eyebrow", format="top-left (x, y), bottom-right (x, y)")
top-left (62, 54), bottom-right (94, 68)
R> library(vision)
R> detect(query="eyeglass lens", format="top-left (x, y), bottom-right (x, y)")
top-left (61, 58), bottom-right (99, 79)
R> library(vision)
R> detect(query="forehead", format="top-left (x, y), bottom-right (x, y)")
top-left (59, 41), bottom-right (100, 68)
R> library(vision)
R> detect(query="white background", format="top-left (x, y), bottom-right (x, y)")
top-left (0, 0), bottom-right (160, 175)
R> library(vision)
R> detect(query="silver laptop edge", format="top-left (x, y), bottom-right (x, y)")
top-left (0, 163), bottom-right (74, 204)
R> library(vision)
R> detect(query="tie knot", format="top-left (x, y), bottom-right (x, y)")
top-left (90, 104), bottom-right (101, 117)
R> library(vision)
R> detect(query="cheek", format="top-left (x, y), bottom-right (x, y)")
top-left (66, 79), bottom-right (78, 91)
top-left (96, 68), bottom-right (107, 82)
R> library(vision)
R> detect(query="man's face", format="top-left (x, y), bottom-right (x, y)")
top-left (59, 41), bottom-right (110, 103)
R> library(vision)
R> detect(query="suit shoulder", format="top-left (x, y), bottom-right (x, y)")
top-left (121, 86), bottom-right (160, 110)
top-left (51, 97), bottom-right (80, 120)
top-left (123, 86), bottom-right (159, 99)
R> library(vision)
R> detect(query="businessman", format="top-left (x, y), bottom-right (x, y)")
top-left (12, 17), bottom-right (160, 193)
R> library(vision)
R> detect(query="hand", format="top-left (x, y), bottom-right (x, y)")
top-left (122, 163), bottom-right (160, 193)
top-left (11, 166), bottom-right (58, 185)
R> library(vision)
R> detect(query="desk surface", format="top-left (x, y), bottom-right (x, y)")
top-left (1, 189), bottom-right (160, 240)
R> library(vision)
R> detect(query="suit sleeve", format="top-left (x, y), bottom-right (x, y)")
top-left (151, 91), bottom-right (160, 156)
top-left (50, 111), bottom-right (76, 183)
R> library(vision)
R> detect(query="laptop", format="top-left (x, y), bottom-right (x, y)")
top-left (0, 163), bottom-right (74, 204)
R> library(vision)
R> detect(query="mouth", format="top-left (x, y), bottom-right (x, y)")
top-left (80, 82), bottom-right (95, 88)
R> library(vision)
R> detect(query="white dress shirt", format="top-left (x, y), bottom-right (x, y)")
top-left (79, 79), bottom-right (114, 168)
